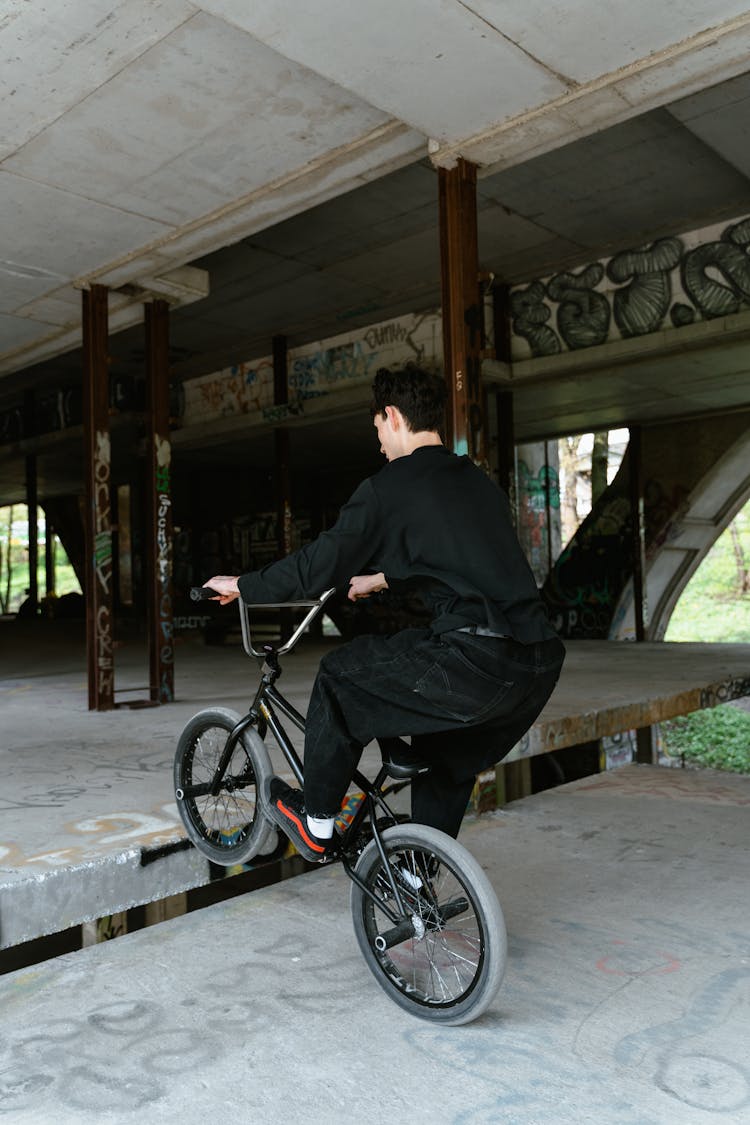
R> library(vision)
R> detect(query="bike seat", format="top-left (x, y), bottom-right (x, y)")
top-left (379, 738), bottom-right (431, 779)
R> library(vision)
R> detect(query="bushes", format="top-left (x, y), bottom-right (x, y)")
top-left (660, 704), bottom-right (750, 774)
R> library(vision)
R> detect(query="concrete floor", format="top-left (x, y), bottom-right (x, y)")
top-left (0, 762), bottom-right (748, 1125)
top-left (1, 619), bottom-right (749, 1121)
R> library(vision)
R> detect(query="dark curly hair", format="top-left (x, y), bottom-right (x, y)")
top-left (370, 364), bottom-right (447, 434)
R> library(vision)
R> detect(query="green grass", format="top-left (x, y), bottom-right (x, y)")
top-left (661, 705), bottom-right (750, 774)
top-left (0, 504), bottom-right (81, 613)
top-left (665, 502), bottom-right (750, 643)
top-left (661, 501), bottom-right (750, 773)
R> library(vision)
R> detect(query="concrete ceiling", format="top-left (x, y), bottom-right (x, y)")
top-left (2, 2), bottom-right (750, 506)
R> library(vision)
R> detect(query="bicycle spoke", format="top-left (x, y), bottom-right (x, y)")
top-left (181, 722), bottom-right (259, 852)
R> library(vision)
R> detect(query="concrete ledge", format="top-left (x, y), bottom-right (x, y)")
top-left (0, 839), bottom-right (208, 949)
top-left (1, 629), bottom-right (748, 947)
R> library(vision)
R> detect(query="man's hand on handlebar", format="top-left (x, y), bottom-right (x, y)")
top-left (204, 575), bottom-right (240, 606)
top-left (348, 572), bottom-right (388, 602)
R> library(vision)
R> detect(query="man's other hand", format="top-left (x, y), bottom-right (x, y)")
top-left (205, 575), bottom-right (240, 606)
top-left (348, 572), bottom-right (388, 601)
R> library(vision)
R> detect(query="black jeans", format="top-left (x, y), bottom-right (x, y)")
top-left (302, 627), bottom-right (565, 837)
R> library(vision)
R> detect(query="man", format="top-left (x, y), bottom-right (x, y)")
top-left (206, 364), bottom-right (564, 861)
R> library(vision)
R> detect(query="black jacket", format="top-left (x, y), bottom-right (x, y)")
top-left (237, 445), bottom-right (555, 643)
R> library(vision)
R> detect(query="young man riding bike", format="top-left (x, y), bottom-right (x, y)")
top-left (206, 364), bottom-right (564, 861)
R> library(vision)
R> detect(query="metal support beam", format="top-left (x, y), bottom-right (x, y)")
top-left (273, 334), bottom-right (288, 406)
top-left (491, 284), bottom-right (517, 523)
top-left (275, 428), bottom-right (293, 558)
top-left (273, 336), bottom-right (293, 640)
top-left (44, 511), bottom-right (55, 597)
top-left (628, 423), bottom-right (654, 762)
top-left (273, 335), bottom-right (293, 557)
top-left (628, 425), bottom-right (648, 643)
top-left (145, 300), bottom-right (174, 704)
top-left (438, 158), bottom-right (486, 465)
top-left (25, 455), bottom-right (38, 614)
top-left (82, 285), bottom-right (114, 710)
top-left (495, 391), bottom-right (516, 525)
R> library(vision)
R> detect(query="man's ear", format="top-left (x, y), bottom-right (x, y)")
top-left (384, 404), bottom-right (401, 429)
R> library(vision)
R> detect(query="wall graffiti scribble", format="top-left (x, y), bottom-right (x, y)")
top-left (92, 429), bottom-right (113, 703)
top-left (512, 215), bottom-right (750, 357)
top-left (154, 436), bottom-right (173, 703)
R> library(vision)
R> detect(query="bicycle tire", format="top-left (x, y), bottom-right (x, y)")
top-left (350, 823), bottom-right (506, 1025)
top-left (174, 707), bottom-right (277, 866)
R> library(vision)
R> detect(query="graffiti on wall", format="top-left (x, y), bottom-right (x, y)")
top-left (517, 458), bottom-right (561, 586)
top-left (93, 430), bottom-right (113, 703)
top-left (511, 216), bottom-right (750, 358)
top-left (154, 436), bottom-right (173, 703)
top-left (542, 459), bottom-right (696, 640)
top-left (182, 312), bottom-right (436, 428)
top-left (194, 358), bottom-right (274, 419)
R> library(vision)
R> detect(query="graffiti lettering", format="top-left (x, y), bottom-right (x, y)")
top-left (512, 214), bottom-right (750, 356)
top-left (682, 220), bottom-right (750, 319)
top-left (510, 281), bottom-right (561, 358)
top-left (153, 435), bottom-right (173, 702)
top-left (608, 238), bottom-right (682, 338)
top-left (547, 264), bottom-right (610, 350)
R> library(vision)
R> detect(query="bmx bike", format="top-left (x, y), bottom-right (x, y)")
top-left (174, 586), bottom-right (507, 1024)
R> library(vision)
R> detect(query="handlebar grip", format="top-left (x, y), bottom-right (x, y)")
top-left (190, 586), bottom-right (220, 602)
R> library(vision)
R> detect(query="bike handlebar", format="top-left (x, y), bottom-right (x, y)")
top-left (190, 586), bottom-right (219, 602)
top-left (189, 586), bottom-right (337, 658)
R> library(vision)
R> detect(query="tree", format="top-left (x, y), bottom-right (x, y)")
top-left (591, 431), bottom-right (609, 504)
top-left (1, 505), bottom-right (14, 613)
top-left (729, 518), bottom-right (750, 595)
top-left (559, 437), bottom-right (583, 544)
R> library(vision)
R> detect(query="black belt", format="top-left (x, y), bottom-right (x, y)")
top-left (455, 625), bottom-right (510, 639)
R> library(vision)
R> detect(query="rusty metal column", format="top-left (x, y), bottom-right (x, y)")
top-left (145, 299), bottom-right (174, 703)
top-left (25, 455), bottom-right (38, 614)
top-left (82, 284), bottom-right (114, 710)
top-left (629, 424), bottom-right (647, 642)
top-left (44, 511), bottom-right (56, 597)
top-left (438, 158), bottom-right (486, 465)
top-left (23, 391), bottom-right (38, 613)
top-left (273, 335), bottom-right (293, 557)
top-left (493, 285), bottom-right (517, 522)
top-left (273, 335), bottom-right (293, 640)
top-left (629, 423), bottom-right (653, 762)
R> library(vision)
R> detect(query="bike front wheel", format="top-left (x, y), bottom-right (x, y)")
top-left (350, 823), bottom-right (506, 1025)
top-left (174, 707), bottom-right (276, 866)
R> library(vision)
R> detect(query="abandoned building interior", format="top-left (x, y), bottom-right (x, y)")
top-left (0, 4), bottom-right (749, 1120)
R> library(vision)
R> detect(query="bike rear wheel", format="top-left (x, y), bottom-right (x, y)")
top-left (174, 707), bottom-right (276, 866)
top-left (350, 823), bottom-right (506, 1025)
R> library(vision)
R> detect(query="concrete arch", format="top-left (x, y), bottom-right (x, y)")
top-left (610, 426), bottom-right (750, 640)
top-left (543, 411), bottom-right (750, 640)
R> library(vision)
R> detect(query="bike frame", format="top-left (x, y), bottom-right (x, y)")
top-left (208, 591), bottom-right (421, 926)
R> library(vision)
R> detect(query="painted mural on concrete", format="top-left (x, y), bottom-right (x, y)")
top-left (511, 215), bottom-right (750, 359)
top-left (182, 311), bottom-right (441, 428)
top-left (516, 445), bottom-right (561, 587)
